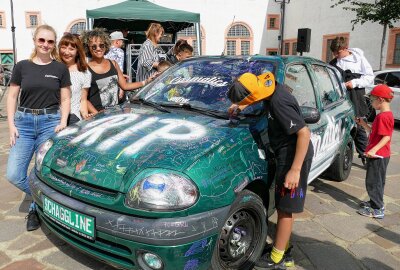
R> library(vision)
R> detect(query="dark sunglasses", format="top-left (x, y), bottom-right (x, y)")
top-left (90, 44), bottom-right (106, 50)
top-left (37, 38), bottom-right (55, 45)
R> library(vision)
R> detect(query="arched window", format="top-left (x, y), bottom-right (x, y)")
top-left (225, 22), bottom-right (253, 56)
top-left (66, 19), bottom-right (86, 35)
top-left (177, 25), bottom-right (206, 55)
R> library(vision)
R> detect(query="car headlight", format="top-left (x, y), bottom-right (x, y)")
top-left (36, 139), bottom-right (53, 172)
top-left (125, 173), bottom-right (198, 211)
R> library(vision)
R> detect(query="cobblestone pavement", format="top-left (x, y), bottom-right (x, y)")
top-left (0, 92), bottom-right (399, 270)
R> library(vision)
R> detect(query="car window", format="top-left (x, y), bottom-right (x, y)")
top-left (284, 64), bottom-right (316, 108)
top-left (375, 73), bottom-right (387, 85)
top-left (326, 67), bottom-right (345, 98)
top-left (385, 72), bottom-right (400, 88)
top-left (138, 59), bottom-right (276, 113)
top-left (312, 65), bottom-right (340, 108)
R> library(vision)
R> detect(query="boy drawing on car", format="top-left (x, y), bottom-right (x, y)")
top-left (228, 72), bottom-right (313, 269)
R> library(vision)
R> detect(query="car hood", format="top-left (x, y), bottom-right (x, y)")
top-left (44, 106), bottom-right (246, 192)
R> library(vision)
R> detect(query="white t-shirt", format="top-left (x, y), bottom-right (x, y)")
top-left (70, 70), bottom-right (91, 119)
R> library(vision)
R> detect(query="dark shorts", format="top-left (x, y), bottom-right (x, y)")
top-left (274, 146), bottom-right (312, 213)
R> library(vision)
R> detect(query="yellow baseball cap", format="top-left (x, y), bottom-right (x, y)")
top-left (228, 72), bottom-right (275, 105)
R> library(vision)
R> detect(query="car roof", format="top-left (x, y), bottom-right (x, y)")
top-left (374, 69), bottom-right (400, 75)
top-left (188, 55), bottom-right (328, 65)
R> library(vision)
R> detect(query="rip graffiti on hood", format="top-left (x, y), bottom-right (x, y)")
top-left (57, 114), bottom-right (206, 158)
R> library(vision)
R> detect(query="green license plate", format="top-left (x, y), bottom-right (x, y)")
top-left (43, 196), bottom-right (95, 241)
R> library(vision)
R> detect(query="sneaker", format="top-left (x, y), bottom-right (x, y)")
top-left (359, 201), bottom-right (385, 211)
top-left (262, 244), bottom-right (294, 267)
top-left (26, 209), bottom-right (40, 231)
top-left (359, 201), bottom-right (371, 208)
top-left (254, 254), bottom-right (286, 270)
top-left (357, 206), bottom-right (384, 219)
top-left (283, 245), bottom-right (294, 267)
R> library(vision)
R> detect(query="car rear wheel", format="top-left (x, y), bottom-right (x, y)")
top-left (325, 139), bottom-right (353, 182)
top-left (209, 190), bottom-right (267, 270)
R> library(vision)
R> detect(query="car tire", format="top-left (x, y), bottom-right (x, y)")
top-left (209, 190), bottom-right (267, 270)
top-left (365, 97), bottom-right (376, 122)
top-left (325, 139), bottom-right (353, 182)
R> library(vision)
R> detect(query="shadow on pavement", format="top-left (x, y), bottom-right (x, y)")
top-left (366, 223), bottom-right (400, 245)
top-left (308, 178), bottom-right (362, 211)
top-left (18, 194), bottom-right (32, 214)
top-left (266, 221), bottom-right (396, 270)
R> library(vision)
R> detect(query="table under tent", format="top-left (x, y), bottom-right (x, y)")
top-left (86, 0), bottom-right (201, 81)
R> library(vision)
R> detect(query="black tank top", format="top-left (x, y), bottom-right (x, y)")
top-left (88, 59), bottom-right (119, 110)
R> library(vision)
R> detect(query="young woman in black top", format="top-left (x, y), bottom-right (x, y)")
top-left (7, 24), bottom-right (71, 231)
top-left (81, 28), bottom-right (150, 114)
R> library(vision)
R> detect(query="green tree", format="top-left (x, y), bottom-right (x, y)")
top-left (331, 0), bottom-right (400, 69)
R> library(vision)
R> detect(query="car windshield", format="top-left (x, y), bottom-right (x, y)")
top-left (137, 58), bottom-right (276, 113)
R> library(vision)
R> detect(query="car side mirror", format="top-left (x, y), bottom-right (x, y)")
top-left (301, 106), bottom-right (320, 124)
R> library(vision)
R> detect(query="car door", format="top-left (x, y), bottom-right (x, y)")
top-left (284, 63), bottom-right (324, 182)
top-left (382, 71), bottom-right (400, 120)
top-left (308, 64), bottom-right (352, 180)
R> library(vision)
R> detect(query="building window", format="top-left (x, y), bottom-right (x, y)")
top-left (225, 22), bottom-right (253, 56)
top-left (267, 14), bottom-right (280, 30)
top-left (386, 28), bottom-right (400, 67)
top-left (292, 42), bottom-right (297, 55)
top-left (266, 48), bottom-right (278, 55)
top-left (70, 22), bottom-right (85, 35)
top-left (66, 19), bottom-right (86, 35)
top-left (241, 41), bottom-right (250, 55)
top-left (282, 39), bottom-right (297, 56)
top-left (0, 12), bottom-right (5, 28)
top-left (177, 25), bottom-right (206, 56)
top-left (322, 33), bottom-right (350, 63)
top-left (284, 43), bottom-right (290, 55)
top-left (226, 40), bottom-right (236, 56)
top-left (25, 12), bottom-right (41, 28)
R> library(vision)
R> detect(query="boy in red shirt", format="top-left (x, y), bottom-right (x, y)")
top-left (355, 84), bottom-right (394, 219)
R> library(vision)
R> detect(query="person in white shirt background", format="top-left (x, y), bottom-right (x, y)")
top-left (329, 37), bottom-right (374, 166)
top-left (105, 31), bottom-right (128, 102)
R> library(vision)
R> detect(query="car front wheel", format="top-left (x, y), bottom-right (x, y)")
top-left (209, 190), bottom-right (267, 270)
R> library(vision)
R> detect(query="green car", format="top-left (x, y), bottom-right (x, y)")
top-left (30, 56), bottom-right (355, 270)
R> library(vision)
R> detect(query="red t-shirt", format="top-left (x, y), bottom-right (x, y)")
top-left (365, 111), bottom-right (394, 158)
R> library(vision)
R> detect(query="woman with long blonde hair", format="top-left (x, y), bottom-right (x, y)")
top-left (6, 24), bottom-right (71, 231)
top-left (136, 23), bottom-right (165, 82)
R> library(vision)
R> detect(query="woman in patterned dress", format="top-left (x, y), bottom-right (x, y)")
top-left (136, 23), bottom-right (165, 82)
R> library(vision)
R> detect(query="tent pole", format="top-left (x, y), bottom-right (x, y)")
top-left (87, 17), bottom-right (94, 30)
top-left (195, 22), bottom-right (201, 55)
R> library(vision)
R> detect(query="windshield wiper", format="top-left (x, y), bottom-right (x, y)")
top-left (159, 103), bottom-right (229, 120)
top-left (132, 98), bottom-right (171, 113)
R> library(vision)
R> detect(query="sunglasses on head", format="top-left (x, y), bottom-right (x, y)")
top-left (90, 44), bottom-right (106, 50)
top-left (37, 38), bottom-right (55, 45)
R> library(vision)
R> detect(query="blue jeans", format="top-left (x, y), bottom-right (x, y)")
top-left (7, 110), bottom-right (60, 195)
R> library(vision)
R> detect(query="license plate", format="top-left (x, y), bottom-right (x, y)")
top-left (43, 195), bottom-right (95, 241)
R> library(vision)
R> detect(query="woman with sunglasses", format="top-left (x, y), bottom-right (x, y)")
top-left (59, 33), bottom-right (91, 124)
top-left (6, 24), bottom-right (71, 231)
top-left (81, 28), bottom-right (149, 113)
top-left (136, 23), bottom-right (165, 82)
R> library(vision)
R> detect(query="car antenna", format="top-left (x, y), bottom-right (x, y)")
top-left (221, 15), bottom-right (236, 56)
